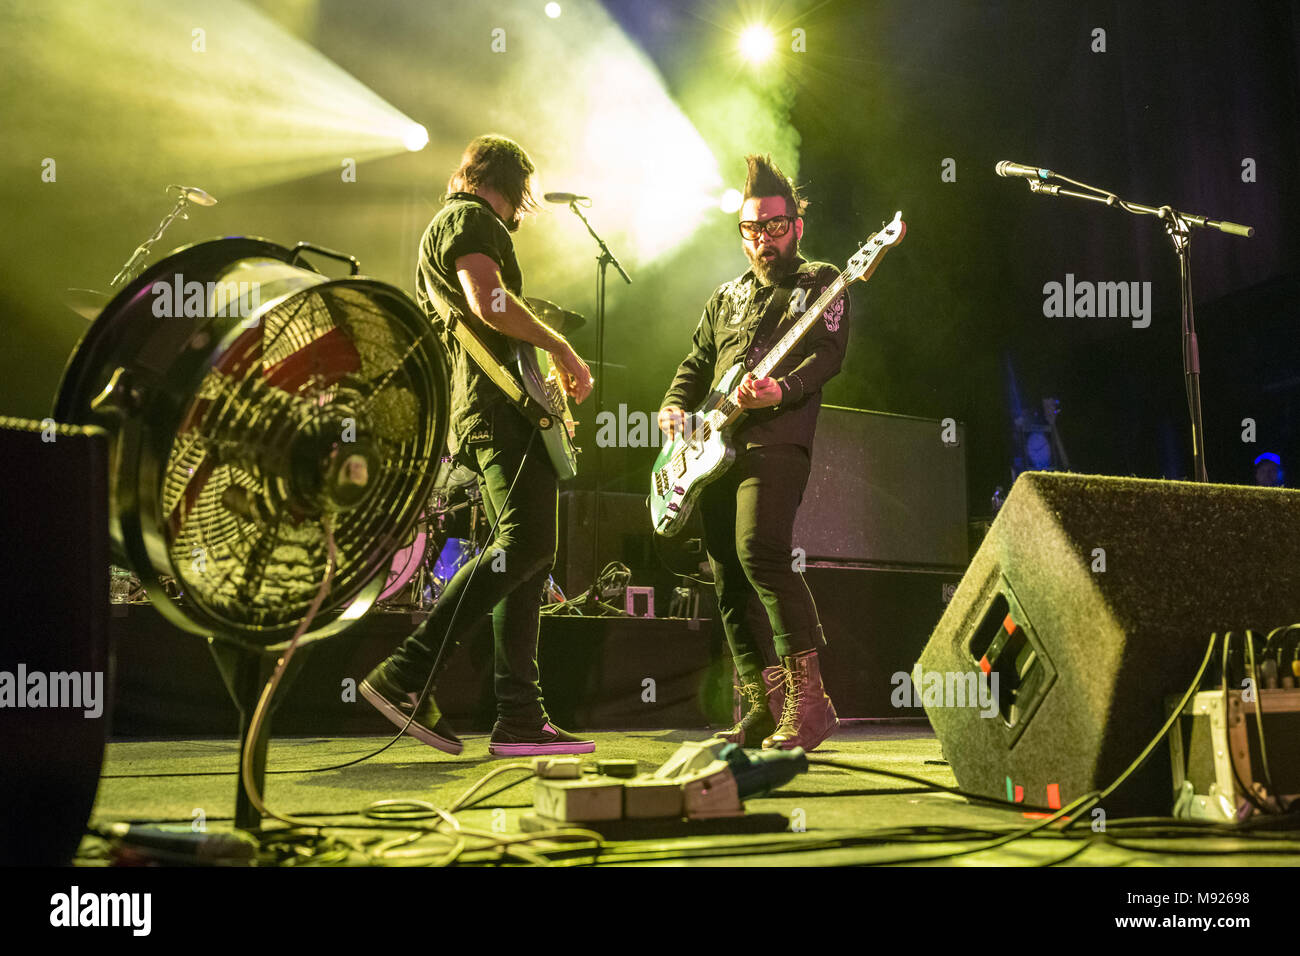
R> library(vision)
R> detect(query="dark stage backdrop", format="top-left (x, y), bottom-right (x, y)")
top-left (2, 0), bottom-right (1298, 511)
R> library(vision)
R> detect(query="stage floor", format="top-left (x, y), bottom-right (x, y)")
top-left (77, 722), bottom-right (1298, 867)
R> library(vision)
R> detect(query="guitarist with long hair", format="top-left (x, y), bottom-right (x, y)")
top-left (362, 134), bottom-right (596, 756)
top-left (658, 154), bottom-right (849, 751)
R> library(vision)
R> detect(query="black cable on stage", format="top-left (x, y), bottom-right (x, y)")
top-left (805, 758), bottom-right (1063, 813)
top-left (266, 429), bottom-right (540, 777)
top-left (102, 433), bottom-right (535, 783)
top-left (1041, 836), bottom-right (1101, 867)
top-left (285, 626), bottom-right (1296, 865)
top-left (789, 635), bottom-right (1219, 864)
top-left (1060, 630), bottom-right (1221, 826)
top-left (1244, 629), bottom-right (1288, 812)
top-left (88, 432), bottom-right (570, 865)
top-left (95, 623), bottom-right (1296, 864)
top-left (1221, 631), bottom-right (1271, 815)
top-left (804, 634), bottom-right (1220, 828)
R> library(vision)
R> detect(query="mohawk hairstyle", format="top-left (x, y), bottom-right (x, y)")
top-left (742, 154), bottom-right (808, 217)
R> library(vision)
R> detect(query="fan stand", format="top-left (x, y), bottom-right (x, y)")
top-left (206, 637), bottom-right (315, 832)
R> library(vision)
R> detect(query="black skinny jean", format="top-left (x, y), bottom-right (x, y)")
top-left (386, 403), bottom-right (556, 724)
top-left (700, 443), bottom-right (826, 680)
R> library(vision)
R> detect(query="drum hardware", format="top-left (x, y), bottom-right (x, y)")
top-left (64, 289), bottom-right (111, 320)
top-left (525, 297), bottom-right (587, 334)
top-left (109, 565), bottom-right (147, 604)
top-left (542, 561), bottom-right (631, 617)
top-left (375, 461), bottom-right (489, 612)
top-left (110, 185), bottom-right (218, 289)
top-left (64, 184), bottom-right (219, 322)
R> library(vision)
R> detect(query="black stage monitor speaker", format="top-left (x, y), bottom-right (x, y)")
top-left (0, 416), bottom-right (112, 864)
top-left (919, 472), bottom-right (1300, 816)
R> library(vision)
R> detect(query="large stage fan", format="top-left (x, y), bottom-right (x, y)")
top-left (55, 237), bottom-right (449, 829)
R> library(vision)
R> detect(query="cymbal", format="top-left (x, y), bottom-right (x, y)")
top-left (525, 296), bottom-right (587, 332)
top-left (64, 288), bottom-right (110, 320)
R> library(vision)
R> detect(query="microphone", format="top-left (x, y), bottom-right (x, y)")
top-left (100, 822), bottom-right (259, 863)
top-left (995, 161), bottom-right (1054, 181)
top-left (169, 184), bottom-right (218, 206)
top-left (544, 192), bottom-right (590, 204)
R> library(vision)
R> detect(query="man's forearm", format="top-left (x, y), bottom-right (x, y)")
top-left (475, 293), bottom-right (567, 353)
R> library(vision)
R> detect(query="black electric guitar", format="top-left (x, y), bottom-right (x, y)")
top-left (515, 345), bottom-right (579, 481)
top-left (426, 288), bottom-right (579, 481)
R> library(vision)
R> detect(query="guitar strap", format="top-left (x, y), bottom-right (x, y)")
top-left (420, 267), bottom-right (551, 430)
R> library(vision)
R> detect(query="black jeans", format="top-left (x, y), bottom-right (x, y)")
top-left (386, 403), bottom-right (556, 724)
top-left (700, 443), bottom-right (825, 679)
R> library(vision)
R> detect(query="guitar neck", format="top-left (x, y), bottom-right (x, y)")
top-left (753, 273), bottom-right (850, 381)
top-left (710, 272), bottom-right (851, 428)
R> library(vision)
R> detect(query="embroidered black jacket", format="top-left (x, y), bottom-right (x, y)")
top-left (661, 258), bottom-right (851, 451)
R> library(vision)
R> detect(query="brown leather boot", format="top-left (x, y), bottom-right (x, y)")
top-left (762, 650), bottom-right (839, 751)
top-left (713, 664), bottom-right (787, 747)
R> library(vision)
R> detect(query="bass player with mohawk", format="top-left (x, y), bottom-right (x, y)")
top-left (658, 154), bottom-right (849, 752)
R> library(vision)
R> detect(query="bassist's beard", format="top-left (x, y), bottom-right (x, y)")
top-left (746, 239), bottom-right (799, 286)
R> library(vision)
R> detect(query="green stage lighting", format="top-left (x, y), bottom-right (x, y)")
top-left (739, 25), bottom-right (776, 64)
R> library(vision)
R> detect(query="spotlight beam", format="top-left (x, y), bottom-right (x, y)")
top-left (739, 25), bottom-right (776, 64)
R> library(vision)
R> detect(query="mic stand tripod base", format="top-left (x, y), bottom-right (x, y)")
top-left (542, 585), bottom-right (625, 617)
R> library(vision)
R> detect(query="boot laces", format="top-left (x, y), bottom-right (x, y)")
top-left (729, 681), bottom-right (765, 731)
top-left (778, 666), bottom-right (804, 729)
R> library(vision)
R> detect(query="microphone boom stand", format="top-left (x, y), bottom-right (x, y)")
top-left (1024, 175), bottom-right (1253, 483)
top-left (110, 186), bottom-right (216, 288)
top-left (562, 199), bottom-right (631, 611)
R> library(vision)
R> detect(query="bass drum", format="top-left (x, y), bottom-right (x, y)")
top-left (377, 534), bottom-right (479, 609)
top-left (378, 523), bottom-right (430, 604)
top-left (377, 456), bottom-right (482, 607)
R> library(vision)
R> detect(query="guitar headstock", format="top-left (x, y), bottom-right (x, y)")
top-left (843, 211), bottom-right (906, 284)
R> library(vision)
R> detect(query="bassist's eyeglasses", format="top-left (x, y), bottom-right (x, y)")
top-left (738, 216), bottom-right (794, 240)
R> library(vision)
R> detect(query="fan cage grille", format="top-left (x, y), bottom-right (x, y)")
top-left (158, 283), bottom-right (443, 633)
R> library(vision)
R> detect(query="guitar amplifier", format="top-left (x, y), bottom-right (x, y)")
top-left (793, 405), bottom-right (968, 567)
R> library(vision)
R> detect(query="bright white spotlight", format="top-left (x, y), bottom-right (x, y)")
top-left (739, 25), bottom-right (775, 64)
top-left (403, 123), bottom-right (429, 152)
top-left (719, 189), bottom-right (743, 213)
top-left (545, 3), bottom-right (561, 18)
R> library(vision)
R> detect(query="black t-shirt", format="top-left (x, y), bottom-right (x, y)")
top-left (415, 192), bottom-right (523, 454)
